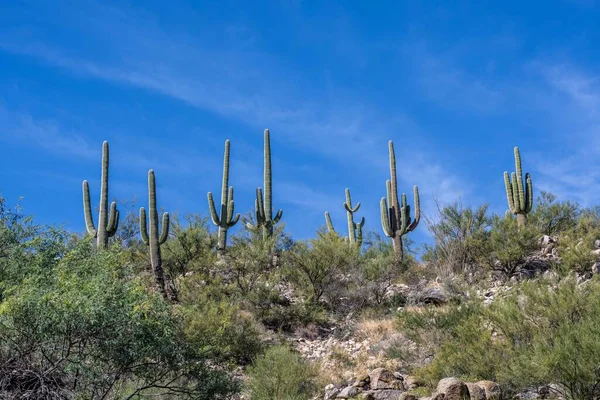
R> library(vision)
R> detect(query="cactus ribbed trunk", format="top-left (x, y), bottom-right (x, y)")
top-left (517, 213), bottom-right (527, 227)
top-left (82, 141), bottom-right (119, 249)
top-left (140, 170), bottom-right (170, 299)
top-left (264, 130), bottom-right (273, 238)
top-left (208, 140), bottom-right (240, 253)
top-left (380, 140), bottom-right (420, 261)
top-left (244, 129), bottom-right (283, 239)
top-left (504, 147), bottom-right (533, 227)
top-left (345, 189), bottom-right (356, 243)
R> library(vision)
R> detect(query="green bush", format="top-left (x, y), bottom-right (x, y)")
top-left (0, 239), bottom-right (238, 399)
top-left (181, 293), bottom-right (264, 365)
top-left (530, 191), bottom-right (580, 236)
top-left (423, 201), bottom-right (491, 277)
top-left (477, 215), bottom-right (540, 278)
top-left (285, 230), bottom-right (360, 310)
top-left (246, 345), bottom-right (320, 400)
top-left (362, 232), bottom-right (404, 306)
top-left (407, 278), bottom-right (600, 400)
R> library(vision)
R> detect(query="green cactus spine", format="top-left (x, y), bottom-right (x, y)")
top-left (244, 129), bottom-right (283, 239)
top-left (82, 140), bottom-right (119, 249)
top-left (380, 140), bottom-right (420, 260)
top-left (208, 140), bottom-right (240, 253)
top-left (324, 188), bottom-right (365, 246)
top-left (140, 169), bottom-right (170, 298)
top-left (504, 146), bottom-right (533, 227)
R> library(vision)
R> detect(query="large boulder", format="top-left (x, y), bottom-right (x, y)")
top-left (436, 378), bottom-right (470, 400)
top-left (359, 390), bottom-right (409, 400)
top-left (475, 381), bottom-right (501, 400)
top-left (337, 386), bottom-right (360, 398)
top-left (466, 383), bottom-right (486, 400)
top-left (417, 286), bottom-right (448, 305)
top-left (369, 368), bottom-right (404, 390)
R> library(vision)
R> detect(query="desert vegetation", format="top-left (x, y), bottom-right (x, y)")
top-left (2, 131), bottom-right (600, 400)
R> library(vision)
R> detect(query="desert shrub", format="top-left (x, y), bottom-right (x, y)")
top-left (410, 278), bottom-right (600, 400)
top-left (284, 230), bottom-right (360, 310)
top-left (476, 215), bottom-right (540, 278)
top-left (557, 234), bottom-right (597, 276)
top-left (394, 299), bottom-right (484, 371)
top-left (226, 225), bottom-right (288, 297)
top-left (245, 345), bottom-right (320, 400)
top-left (162, 213), bottom-right (218, 277)
top-left (530, 191), bottom-right (580, 236)
top-left (555, 208), bottom-right (600, 276)
top-left (0, 197), bottom-right (68, 301)
top-left (181, 292), bottom-right (264, 365)
top-left (0, 239), bottom-right (237, 399)
top-left (423, 201), bottom-right (491, 277)
top-left (361, 232), bottom-right (404, 307)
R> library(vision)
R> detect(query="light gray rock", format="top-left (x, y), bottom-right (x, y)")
top-left (337, 386), bottom-right (360, 398)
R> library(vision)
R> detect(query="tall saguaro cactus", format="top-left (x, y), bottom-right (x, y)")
top-left (140, 170), bottom-right (170, 298)
top-left (504, 146), bottom-right (533, 227)
top-left (82, 140), bottom-right (119, 249)
top-left (326, 188), bottom-right (365, 245)
top-left (244, 129), bottom-right (283, 239)
top-left (344, 188), bottom-right (365, 245)
top-left (380, 140), bottom-right (420, 260)
top-left (208, 140), bottom-right (240, 253)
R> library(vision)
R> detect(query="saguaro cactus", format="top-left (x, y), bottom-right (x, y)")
top-left (208, 140), bottom-right (240, 253)
top-left (326, 188), bottom-right (365, 245)
top-left (380, 140), bottom-right (420, 260)
top-left (504, 146), bottom-right (533, 227)
top-left (344, 188), bottom-right (365, 245)
top-left (244, 129), bottom-right (283, 239)
top-left (140, 170), bottom-right (170, 298)
top-left (82, 140), bottom-right (119, 249)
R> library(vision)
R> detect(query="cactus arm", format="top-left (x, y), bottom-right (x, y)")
top-left (525, 173), bottom-right (533, 213)
top-left (380, 197), bottom-right (393, 237)
top-left (207, 192), bottom-right (221, 226)
top-left (82, 180), bottom-right (97, 237)
top-left (106, 202), bottom-right (119, 236)
top-left (159, 212), bottom-right (170, 245)
top-left (273, 209), bottom-right (283, 225)
top-left (504, 172), bottom-right (516, 213)
top-left (511, 172), bottom-right (520, 211)
top-left (256, 188), bottom-right (265, 223)
top-left (139, 207), bottom-right (149, 245)
top-left (356, 217), bottom-right (365, 246)
top-left (325, 211), bottom-right (335, 233)
top-left (400, 194), bottom-right (409, 235)
top-left (228, 208), bottom-right (241, 227)
top-left (407, 186), bottom-right (421, 232)
top-left (227, 188), bottom-right (241, 226)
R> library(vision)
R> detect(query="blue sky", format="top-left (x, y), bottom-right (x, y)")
top-left (1, 0), bottom-right (599, 250)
